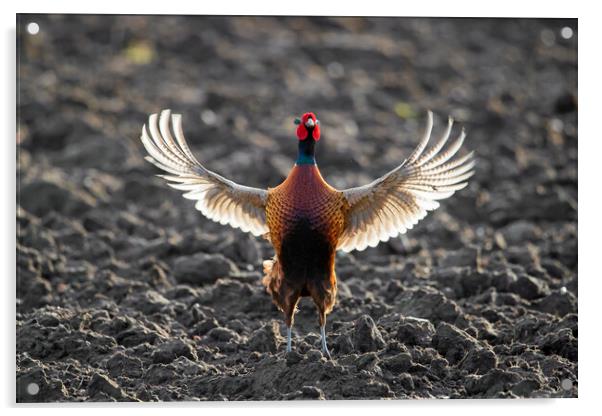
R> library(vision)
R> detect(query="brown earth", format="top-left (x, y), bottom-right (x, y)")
top-left (17, 15), bottom-right (577, 401)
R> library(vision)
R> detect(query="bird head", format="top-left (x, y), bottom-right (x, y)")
top-left (294, 112), bottom-right (320, 141)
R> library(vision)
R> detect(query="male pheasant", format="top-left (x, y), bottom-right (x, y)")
top-left (140, 110), bottom-right (474, 358)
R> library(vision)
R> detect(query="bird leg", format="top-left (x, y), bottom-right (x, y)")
top-left (317, 307), bottom-right (332, 359)
top-left (320, 325), bottom-right (332, 360)
top-left (286, 326), bottom-right (292, 352)
top-left (282, 290), bottom-right (300, 354)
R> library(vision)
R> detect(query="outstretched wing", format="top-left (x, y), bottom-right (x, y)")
top-left (338, 111), bottom-right (475, 252)
top-left (140, 109), bottom-right (269, 237)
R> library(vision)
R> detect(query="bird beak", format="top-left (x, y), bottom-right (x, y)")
top-left (305, 118), bottom-right (315, 128)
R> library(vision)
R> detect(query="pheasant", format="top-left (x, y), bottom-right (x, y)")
top-left (140, 109), bottom-right (474, 358)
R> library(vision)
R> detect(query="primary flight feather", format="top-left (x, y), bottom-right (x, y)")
top-left (140, 109), bottom-right (474, 358)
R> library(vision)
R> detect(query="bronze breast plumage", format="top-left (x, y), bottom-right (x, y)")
top-left (266, 165), bottom-right (347, 254)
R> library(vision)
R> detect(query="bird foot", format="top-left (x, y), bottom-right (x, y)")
top-left (321, 346), bottom-right (332, 360)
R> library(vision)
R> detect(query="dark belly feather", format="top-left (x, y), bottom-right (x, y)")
top-left (279, 218), bottom-right (334, 295)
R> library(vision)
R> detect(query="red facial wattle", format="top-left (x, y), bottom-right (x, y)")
top-left (312, 123), bottom-right (320, 141)
top-left (296, 123), bottom-right (308, 141)
top-left (296, 112), bottom-right (320, 141)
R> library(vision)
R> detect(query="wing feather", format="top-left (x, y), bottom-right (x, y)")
top-left (140, 109), bottom-right (269, 237)
top-left (339, 111), bottom-right (475, 252)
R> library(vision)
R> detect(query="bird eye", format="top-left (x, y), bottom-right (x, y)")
top-left (316, 119), bottom-right (320, 125)
top-left (294, 117), bottom-right (301, 125)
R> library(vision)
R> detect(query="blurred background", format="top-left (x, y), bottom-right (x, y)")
top-left (17, 15), bottom-right (577, 401)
